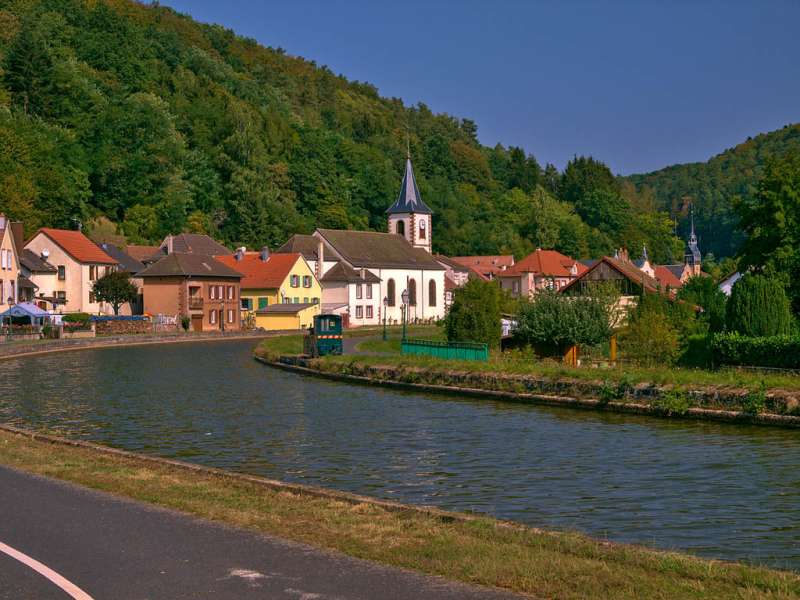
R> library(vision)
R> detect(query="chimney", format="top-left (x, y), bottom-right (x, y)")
top-left (260, 246), bottom-right (270, 262)
top-left (166, 235), bottom-right (174, 254)
top-left (236, 247), bottom-right (246, 261)
top-left (315, 239), bottom-right (324, 280)
top-left (360, 267), bottom-right (366, 280)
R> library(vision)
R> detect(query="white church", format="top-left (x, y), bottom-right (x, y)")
top-left (277, 156), bottom-right (446, 327)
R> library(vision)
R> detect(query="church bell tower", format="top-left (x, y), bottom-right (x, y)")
top-left (387, 154), bottom-right (433, 253)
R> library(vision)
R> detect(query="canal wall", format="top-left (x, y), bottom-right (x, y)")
top-left (258, 355), bottom-right (800, 428)
top-left (0, 330), bottom-right (281, 361)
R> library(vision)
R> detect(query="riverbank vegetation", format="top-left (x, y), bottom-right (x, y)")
top-left (1, 429), bottom-right (798, 599)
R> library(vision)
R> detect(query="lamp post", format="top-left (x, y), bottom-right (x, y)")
top-left (382, 296), bottom-right (388, 341)
top-left (401, 289), bottom-right (409, 342)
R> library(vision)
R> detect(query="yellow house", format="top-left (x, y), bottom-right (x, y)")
top-left (215, 249), bottom-right (321, 330)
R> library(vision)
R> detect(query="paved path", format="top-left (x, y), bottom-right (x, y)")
top-left (0, 466), bottom-right (523, 599)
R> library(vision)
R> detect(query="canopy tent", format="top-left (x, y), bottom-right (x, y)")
top-left (0, 302), bottom-right (50, 326)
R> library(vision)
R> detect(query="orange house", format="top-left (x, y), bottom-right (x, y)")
top-left (137, 253), bottom-right (242, 332)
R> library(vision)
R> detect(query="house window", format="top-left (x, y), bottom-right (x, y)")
top-left (419, 219), bottom-right (426, 240)
top-left (356, 305), bottom-right (363, 318)
top-left (227, 285), bottom-right (235, 300)
top-left (408, 279), bottom-right (417, 306)
top-left (89, 291), bottom-right (96, 304)
top-left (6, 251), bottom-right (10, 269)
top-left (258, 297), bottom-right (268, 309)
top-left (303, 297), bottom-right (308, 304)
top-left (0, 280), bottom-right (3, 304)
top-left (290, 275), bottom-right (299, 288)
top-left (209, 285), bottom-right (216, 300)
top-left (293, 297), bottom-right (299, 304)
top-left (387, 279), bottom-right (395, 306)
top-left (218, 285), bottom-right (224, 299)
top-left (0, 249), bottom-right (4, 269)
top-left (210, 309), bottom-right (216, 324)
top-left (302, 275), bottom-right (312, 288)
top-left (312, 297), bottom-right (319, 304)
top-left (366, 305), bottom-right (373, 319)
top-left (241, 297), bottom-right (252, 310)
top-left (58, 266), bottom-right (66, 280)
top-left (366, 284), bottom-right (372, 299)
top-left (428, 279), bottom-right (436, 307)
top-left (356, 284), bottom-right (362, 299)
top-left (89, 265), bottom-right (96, 280)
top-left (512, 280), bottom-right (520, 294)
top-left (396, 220), bottom-right (405, 237)
top-left (227, 309), bottom-right (234, 323)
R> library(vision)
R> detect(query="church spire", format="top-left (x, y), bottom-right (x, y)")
top-left (386, 156), bottom-right (433, 215)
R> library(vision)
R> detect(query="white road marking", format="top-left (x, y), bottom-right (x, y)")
top-left (0, 540), bottom-right (95, 600)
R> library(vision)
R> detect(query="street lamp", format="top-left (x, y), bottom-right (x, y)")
top-left (382, 296), bottom-right (388, 341)
top-left (400, 289), bottom-right (409, 342)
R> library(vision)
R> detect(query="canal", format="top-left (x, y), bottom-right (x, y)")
top-left (1, 339), bottom-right (798, 570)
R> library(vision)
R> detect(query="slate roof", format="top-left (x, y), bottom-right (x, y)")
top-left (275, 234), bottom-right (325, 261)
top-left (663, 264), bottom-right (686, 280)
top-left (137, 253), bottom-right (242, 279)
top-left (256, 303), bottom-right (317, 314)
top-left (17, 274), bottom-right (37, 289)
top-left (213, 252), bottom-right (305, 289)
top-left (31, 228), bottom-right (117, 264)
top-left (500, 249), bottom-right (584, 278)
top-left (386, 158), bottom-right (432, 215)
top-left (97, 243), bottom-right (144, 273)
top-left (316, 229), bottom-right (444, 270)
top-left (320, 262), bottom-right (381, 284)
top-left (20, 249), bottom-right (57, 273)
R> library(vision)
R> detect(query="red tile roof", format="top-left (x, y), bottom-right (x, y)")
top-left (214, 252), bottom-right (304, 289)
top-left (451, 255), bottom-right (514, 277)
top-left (502, 249), bottom-right (582, 278)
top-left (33, 228), bottom-right (117, 264)
top-left (654, 265), bottom-right (683, 290)
top-left (125, 244), bottom-right (160, 262)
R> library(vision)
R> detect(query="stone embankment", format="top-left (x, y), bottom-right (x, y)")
top-left (259, 354), bottom-right (800, 428)
top-left (0, 330), bottom-right (275, 361)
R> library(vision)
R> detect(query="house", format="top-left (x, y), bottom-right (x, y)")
top-left (24, 228), bottom-right (118, 314)
top-left (276, 156), bottom-right (446, 325)
top-left (498, 249), bottom-right (585, 297)
top-left (125, 244), bottom-right (160, 264)
top-left (213, 248), bottom-right (322, 329)
top-left (632, 244), bottom-right (686, 291)
top-left (18, 249), bottom-right (56, 306)
top-left (136, 253), bottom-right (242, 331)
top-left (319, 262), bottom-right (382, 326)
top-left (434, 255), bottom-right (473, 287)
top-left (719, 271), bottom-right (741, 296)
top-left (255, 303), bottom-right (319, 331)
top-left (96, 242), bottom-right (146, 314)
top-left (450, 255), bottom-right (514, 280)
top-left (0, 214), bottom-right (22, 308)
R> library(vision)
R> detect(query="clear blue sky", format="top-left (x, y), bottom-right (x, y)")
top-left (163, 1), bottom-right (800, 175)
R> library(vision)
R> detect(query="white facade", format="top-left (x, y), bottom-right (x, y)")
top-left (388, 212), bottom-right (432, 253)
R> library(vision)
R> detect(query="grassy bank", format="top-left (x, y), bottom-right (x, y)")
top-left (0, 429), bottom-right (797, 599)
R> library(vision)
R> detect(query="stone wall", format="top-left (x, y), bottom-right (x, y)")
top-left (95, 320), bottom-right (153, 336)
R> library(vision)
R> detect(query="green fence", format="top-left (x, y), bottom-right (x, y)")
top-left (401, 339), bottom-right (489, 361)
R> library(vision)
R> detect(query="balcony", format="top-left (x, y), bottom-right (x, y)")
top-left (188, 297), bottom-right (204, 310)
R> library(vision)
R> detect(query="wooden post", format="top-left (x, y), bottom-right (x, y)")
top-left (610, 334), bottom-right (617, 363)
top-left (563, 344), bottom-right (578, 367)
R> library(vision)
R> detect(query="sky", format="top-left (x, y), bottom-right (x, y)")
top-left (162, 1), bottom-right (800, 175)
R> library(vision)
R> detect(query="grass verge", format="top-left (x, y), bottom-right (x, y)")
top-left (0, 429), bottom-right (797, 599)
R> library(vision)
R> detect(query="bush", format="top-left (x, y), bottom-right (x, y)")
top-left (62, 313), bottom-right (91, 323)
top-left (711, 332), bottom-right (800, 369)
top-left (726, 274), bottom-right (792, 337)
top-left (677, 276), bottom-right (727, 334)
top-left (678, 334), bottom-right (713, 368)
top-left (445, 279), bottom-right (501, 348)
top-left (181, 315), bottom-right (191, 332)
top-left (619, 294), bottom-right (679, 366)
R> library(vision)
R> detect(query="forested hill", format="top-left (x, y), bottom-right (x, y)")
top-left (0, 0), bottom-right (680, 262)
top-left (627, 123), bottom-right (800, 259)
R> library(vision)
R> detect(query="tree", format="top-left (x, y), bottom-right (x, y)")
top-left (726, 274), bottom-right (792, 337)
top-left (735, 155), bottom-right (800, 314)
top-left (677, 275), bottom-right (727, 334)
top-left (619, 293), bottom-right (680, 366)
top-left (92, 271), bottom-right (138, 315)
top-left (444, 279), bottom-right (501, 348)
top-left (513, 287), bottom-right (618, 356)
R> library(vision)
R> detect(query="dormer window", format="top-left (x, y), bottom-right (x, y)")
top-left (419, 219), bottom-right (426, 240)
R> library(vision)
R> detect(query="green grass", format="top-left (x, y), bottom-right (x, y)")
top-left (1, 429), bottom-right (798, 599)
top-left (355, 326), bottom-right (445, 353)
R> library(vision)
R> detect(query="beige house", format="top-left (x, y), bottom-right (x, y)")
top-left (0, 214), bottom-right (22, 308)
top-left (25, 228), bottom-right (118, 314)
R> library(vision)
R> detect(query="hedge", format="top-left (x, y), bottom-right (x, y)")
top-left (711, 332), bottom-right (800, 369)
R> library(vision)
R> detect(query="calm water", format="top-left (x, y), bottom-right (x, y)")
top-left (1, 340), bottom-right (799, 569)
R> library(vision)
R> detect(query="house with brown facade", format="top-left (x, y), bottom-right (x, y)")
top-left (137, 253), bottom-right (242, 331)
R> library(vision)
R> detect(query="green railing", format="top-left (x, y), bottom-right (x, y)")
top-left (401, 339), bottom-right (489, 361)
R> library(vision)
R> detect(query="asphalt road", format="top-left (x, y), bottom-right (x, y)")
top-left (0, 466), bottom-right (523, 599)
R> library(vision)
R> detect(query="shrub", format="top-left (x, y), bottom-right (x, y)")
top-left (726, 274), bottom-right (792, 337)
top-left (741, 384), bottom-right (767, 415)
top-left (62, 313), bottom-right (91, 323)
top-left (445, 279), bottom-right (501, 348)
top-left (181, 315), bottom-right (191, 331)
top-left (711, 332), bottom-right (800, 369)
top-left (653, 390), bottom-right (691, 415)
top-left (619, 295), bottom-right (680, 366)
top-left (678, 334), bottom-right (712, 368)
top-left (677, 276), bottom-right (727, 334)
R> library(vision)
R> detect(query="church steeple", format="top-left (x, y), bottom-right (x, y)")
top-left (387, 155), bottom-right (433, 253)
top-left (684, 204), bottom-right (701, 275)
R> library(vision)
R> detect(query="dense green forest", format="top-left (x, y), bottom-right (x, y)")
top-left (627, 123), bottom-right (800, 259)
top-left (0, 0), bottom-right (696, 263)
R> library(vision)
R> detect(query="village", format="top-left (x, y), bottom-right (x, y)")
top-left (0, 155), bottom-right (715, 347)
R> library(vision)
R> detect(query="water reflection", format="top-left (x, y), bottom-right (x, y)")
top-left (1, 340), bottom-right (799, 570)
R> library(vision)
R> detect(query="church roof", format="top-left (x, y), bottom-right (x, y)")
top-left (316, 229), bottom-right (443, 270)
top-left (386, 158), bottom-right (432, 215)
